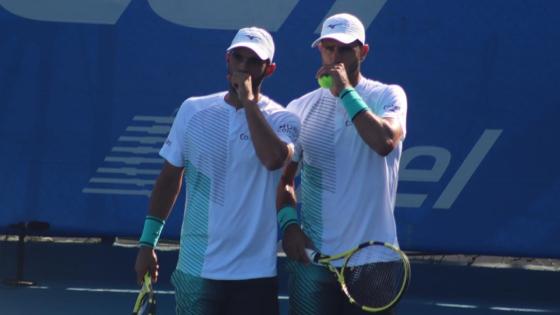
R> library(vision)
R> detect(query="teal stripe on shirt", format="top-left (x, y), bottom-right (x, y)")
top-left (301, 163), bottom-right (323, 250)
top-left (179, 160), bottom-right (210, 276)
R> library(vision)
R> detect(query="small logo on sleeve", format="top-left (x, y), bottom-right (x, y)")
top-left (278, 123), bottom-right (299, 141)
top-left (383, 103), bottom-right (401, 113)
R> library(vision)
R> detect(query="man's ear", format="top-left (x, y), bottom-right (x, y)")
top-left (265, 62), bottom-right (276, 76)
top-left (360, 44), bottom-right (370, 62)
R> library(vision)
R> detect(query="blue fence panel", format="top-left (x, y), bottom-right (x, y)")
top-left (0, 0), bottom-right (559, 258)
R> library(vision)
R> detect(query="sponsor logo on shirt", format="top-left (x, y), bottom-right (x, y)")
top-left (278, 123), bottom-right (298, 140)
top-left (239, 133), bottom-right (249, 140)
top-left (384, 103), bottom-right (400, 113)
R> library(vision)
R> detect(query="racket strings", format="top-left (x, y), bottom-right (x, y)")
top-left (343, 245), bottom-right (407, 308)
top-left (136, 291), bottom-right (157, 315)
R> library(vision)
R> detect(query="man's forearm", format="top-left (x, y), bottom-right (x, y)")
top-left (244, 102), bottom-right (289, 170)
top-left (148, 162), bottom-right (184, 220)
top-left (339, 88), bottom-right (402, 156)
top-left (148, 180), bottom-right (181, 220)
top-left (139, 163), bottom-right (183, 248)
top-left (276, 162), bottom-right (299, 210)
top-left (276, 162), bottom-right (299, 235)
top-left (352, 113), bottom-right (402, 157)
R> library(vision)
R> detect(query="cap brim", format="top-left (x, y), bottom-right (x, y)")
top-left (227, 43), bottom-right (270, 61)
top-left (311, 33), bottom-right (362, 47)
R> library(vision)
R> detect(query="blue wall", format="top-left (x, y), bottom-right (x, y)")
top-left (1, 0), bottom-right (559, 258)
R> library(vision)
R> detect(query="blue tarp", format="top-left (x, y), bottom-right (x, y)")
top-left (1, 0), bottom-right (559, 257)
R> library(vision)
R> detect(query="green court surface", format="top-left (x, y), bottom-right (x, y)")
top-left (1, 239), bottom-right (559, 315)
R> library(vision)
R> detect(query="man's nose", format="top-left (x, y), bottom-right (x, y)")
top-left (237, 58), bottom-right (249, 71)
top-left (332, 48), bottom-right (342, 63)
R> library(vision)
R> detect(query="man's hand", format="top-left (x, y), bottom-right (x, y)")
top-left (316, 63), bottom-right (352, 97)
top-left (282, 224), bottom-right (315, 264)
top-left (134, 246), bottom-right (159, 285)
top-left (228, 71), bottom-right (255, 106)
top-left (276, 182), bottom-right (296, 211)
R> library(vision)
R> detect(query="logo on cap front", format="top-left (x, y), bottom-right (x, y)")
top-left (327, 23), bottom-right (345, 29)
top-left (245, 35), bottom-right (258, 41)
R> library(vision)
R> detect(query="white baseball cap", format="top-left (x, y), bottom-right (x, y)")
top-left (227, 27), bottom-right (275, 62)
top-left (311, 13), bottom-right (366, 47)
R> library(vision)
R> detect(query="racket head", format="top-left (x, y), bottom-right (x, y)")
top-left (340, 241), bottom-right (411, 313)
top-left (132, 273), bottom-right (157, 315)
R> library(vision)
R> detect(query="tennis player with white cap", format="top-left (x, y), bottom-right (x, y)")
top-left (134, 26), bottom-right (300, 315)
top-left (276, 13), bottom-right (408, 315)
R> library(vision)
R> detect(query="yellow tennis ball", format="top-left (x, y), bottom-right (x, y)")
top-left (318, 75), bottom-right (333, 89)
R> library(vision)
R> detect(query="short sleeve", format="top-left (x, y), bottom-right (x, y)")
top-left (285, 99), bottom-right (304, 162)
top-left (270, 110), bottom-right (300, 148)
top-left (159, 100), bottom-right (189, 167)
top-left (378, 85), bottom-right (408, 139)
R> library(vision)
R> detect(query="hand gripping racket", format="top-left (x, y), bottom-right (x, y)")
top-left (132, 272), bottom-right (157, 315)
top-left (306, 241), bottom-right (411, 313)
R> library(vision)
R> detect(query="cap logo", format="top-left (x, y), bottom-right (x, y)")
top-left (327, 23), bottom-right (345, 29)
top-left (245, 34), bottom-right (258, 41)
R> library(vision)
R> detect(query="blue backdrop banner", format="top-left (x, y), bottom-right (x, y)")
top-left (1, 0), bottom-right (559, 258)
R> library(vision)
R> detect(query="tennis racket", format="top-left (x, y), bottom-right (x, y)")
top-left (132, 272), bottom-right (157, 315)
top-left (306, 240), bottom-right (411, 313)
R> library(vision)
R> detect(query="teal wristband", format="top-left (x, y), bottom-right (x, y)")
top-left (139, 215), bottom-right (165, 248)
top-left (278, 206), bottom-right (298, 234)
top-left (339, 87), bottom-right (370, 120)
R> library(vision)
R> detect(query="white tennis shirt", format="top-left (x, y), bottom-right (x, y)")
top-left (160, 91), bottom-right (300, 280)
top-left (287, 77), bottom-right (407, 257)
